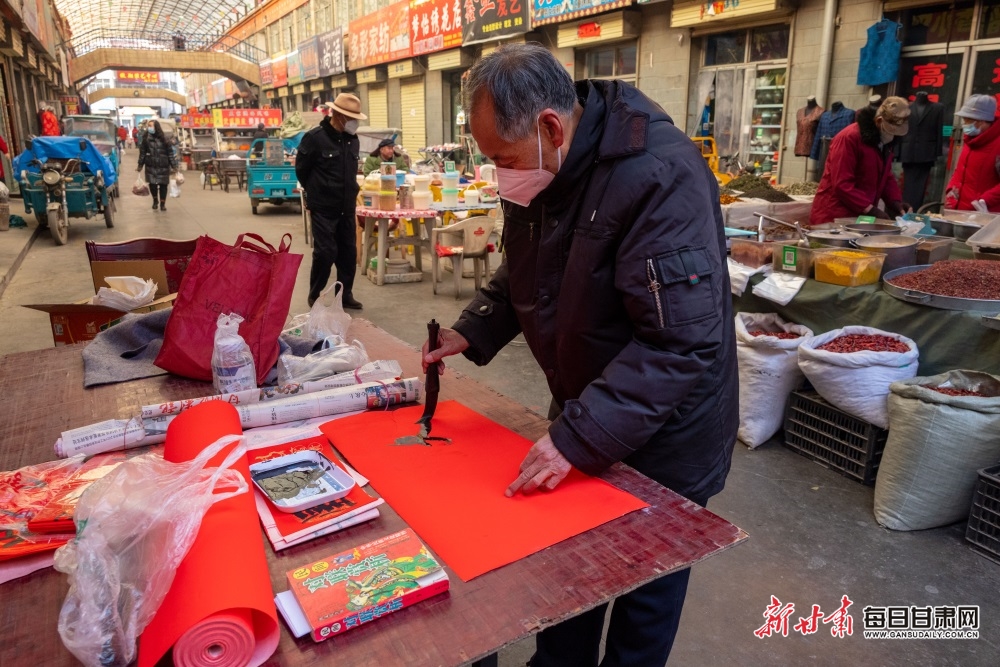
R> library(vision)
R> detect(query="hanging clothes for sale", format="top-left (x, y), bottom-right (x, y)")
top-left (810, 102), bottom-right (856, 161)
top-left (857, 19), bottom-right (902, 86)
top-left (795, 100), bottom-right (824, 157)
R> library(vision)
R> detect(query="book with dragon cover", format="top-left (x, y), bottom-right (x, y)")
top-left (275, 527), bottom-right (450, 641)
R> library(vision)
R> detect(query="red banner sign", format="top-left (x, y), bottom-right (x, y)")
top-left (409, 0), bottom-right (463, 56)
top-left (211, 108), bottom-right (283, 129)
top-left (181, 113), bottom-right (213, 129)
top-left (116, 70), bottom-right (161, 84)
top-left (348, 0), bottom-right (412, 69)
top-left (272, 55), bottom-right (288, 88)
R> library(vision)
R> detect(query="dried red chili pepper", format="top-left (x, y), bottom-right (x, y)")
top-left (921, 386), bottom-right (985, 397)
top-left (817, 334), bottom-right (910, 354)
top-left (748, 330), bottom-right (801, 339)
top-left (886, 260), bottom-right (1000, 301)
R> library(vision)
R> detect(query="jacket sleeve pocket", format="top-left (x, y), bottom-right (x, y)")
top-left (650, 246), bottom-right (718, 327)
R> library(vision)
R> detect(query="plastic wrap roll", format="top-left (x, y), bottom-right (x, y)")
top-left (137, 401), bottom-right (278, 667)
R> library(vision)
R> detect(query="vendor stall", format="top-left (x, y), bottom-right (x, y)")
top-left (179, 112), bottom-right (215, 167)
top-left (212, 109), bottom-right (283, 159)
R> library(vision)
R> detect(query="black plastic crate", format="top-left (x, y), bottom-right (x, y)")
top-left (783, 390), bottom-right (888, 485)
top-left (966, 465), bottom-right (1000, 565)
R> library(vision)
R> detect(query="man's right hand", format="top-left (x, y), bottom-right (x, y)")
top-left (871, 207), bottom-right (893, 220)
top-left (422, 327), bottom-right (470, 375)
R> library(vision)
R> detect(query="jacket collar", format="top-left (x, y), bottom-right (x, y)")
top-left (321, 116), bottom-right (349, 140)
top-left (965, 116), bottom-right (1000, 148)
top-left (857, 106), bottom-right (886, 148)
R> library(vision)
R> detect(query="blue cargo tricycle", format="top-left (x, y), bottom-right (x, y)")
top-left (14, 137), bottom-right (117, 245)
top-left (246, 138), bottom-right (301, 215)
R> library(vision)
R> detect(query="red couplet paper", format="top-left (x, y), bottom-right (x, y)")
top-left (321, 401), bottom-right (649, 581)
top-left (138, 401), bottom-right (279, 667)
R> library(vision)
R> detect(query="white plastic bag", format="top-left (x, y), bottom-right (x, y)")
top-left (131, 175), bottom-right (149, 197)
top-left (174, 171), bottom-right (185, 185)
top-left (53, 435), bottom-right (248, 667)
top-left (797, 326), bottom-right (919, 429)
top-left (303, 282), bottom-right (352, 340)
top-left (875, 371), bottom-right (1000, 531)
top-left (211, 313), bottom-right (257, 394)
top-left (0, 181), bottom-right (9, 201)
top-left (751, 273), bottom-right (807, 306)
top-left (168, 181), bottom-right (180, 198)
top-left (91, 276), bottom-right (158, 310)
top-left (735, 313), bottom-right (813, 448)
top-left (277, 337), bottom-right (369, 386)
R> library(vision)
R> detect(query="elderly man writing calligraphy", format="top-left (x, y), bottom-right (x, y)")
top-left (423, 44), bottom-right (738, 666)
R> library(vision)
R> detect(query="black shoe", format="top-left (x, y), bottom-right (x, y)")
top-left (307, 297), bottom-right (316, 308)
top-left (152, 200), bottom-right (158, 210)
top-left (160, 202), bottom-right (166, 211)
top-left (342, 295), bottom-right (363, 310)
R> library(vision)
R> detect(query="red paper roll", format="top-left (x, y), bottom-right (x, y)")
top-left (138, 402), bottom-right (278, 667)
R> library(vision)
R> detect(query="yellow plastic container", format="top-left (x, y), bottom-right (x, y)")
top-left (813, 250), bottom-right (885, 287)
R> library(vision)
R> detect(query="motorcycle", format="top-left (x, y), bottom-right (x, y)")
top-left (16, 137), bottom-right (116, 245)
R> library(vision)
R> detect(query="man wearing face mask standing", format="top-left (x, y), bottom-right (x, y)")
top-left (296, 93), bottom-right (366, 309)
top-left (945, 94), bottom-right (1000, 212)
top-left (422, 44), bottom-right (738, 667)
top-left (809, 96), bottom-right (912, 225)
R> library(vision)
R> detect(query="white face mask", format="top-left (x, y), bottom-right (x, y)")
top-left (495, 118), bottom-right (562, 208)
top-left (343, 119), bottom-right (359, 135)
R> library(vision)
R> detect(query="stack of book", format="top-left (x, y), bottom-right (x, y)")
top-left (275, 527), bottom-right (450, 641)
top-left (248, 436), bottom-right (383, 550)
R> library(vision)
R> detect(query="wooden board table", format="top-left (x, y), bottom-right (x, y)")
top-left (0, 320), bottom-right (747, 666)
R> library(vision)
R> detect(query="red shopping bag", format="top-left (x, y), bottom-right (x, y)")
top-left (155, 233), bottom-right (302, 384)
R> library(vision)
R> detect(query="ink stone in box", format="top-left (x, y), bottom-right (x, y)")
top-left (250, 451), bottom-right (355, 513)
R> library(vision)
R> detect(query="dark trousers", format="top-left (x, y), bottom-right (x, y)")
top-left (309, 208), bottom-right (357, 304)
top-left (902, 162), bottom-right (934, 210)
top-left (150, 183), bottom-right (167, 203)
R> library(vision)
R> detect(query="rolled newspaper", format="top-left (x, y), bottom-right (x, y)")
top-left (54, 415), bottom-right (175, 458)
top-left (259, 360), bottom-right (403, 401)
top-left (140, 389), bottom-right (260, 419)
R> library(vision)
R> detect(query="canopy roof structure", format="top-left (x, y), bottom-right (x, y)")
top-left (54, 0), bottom-right (258, 43)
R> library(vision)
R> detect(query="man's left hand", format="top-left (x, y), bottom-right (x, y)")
top-left (506, 434), bottom-right (573, 497)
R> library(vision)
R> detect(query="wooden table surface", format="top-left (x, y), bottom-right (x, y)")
top-left (0, 320), bottom-right (747, 666)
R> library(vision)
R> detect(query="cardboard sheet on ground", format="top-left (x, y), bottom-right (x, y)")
top-left (321, 401), bottom-right (649, 581)
top-left (138, 402), bottom-right (279, 667)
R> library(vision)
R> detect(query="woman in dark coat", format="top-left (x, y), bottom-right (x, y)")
top-left (137, 120), bottom-right (178, 211)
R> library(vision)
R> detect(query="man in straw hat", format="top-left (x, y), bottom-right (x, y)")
top-left (296, 93), bottom-right (367, 309)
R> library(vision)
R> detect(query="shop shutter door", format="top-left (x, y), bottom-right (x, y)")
top-left (400, 77), bottom-right (426, 158)
top-left (367, 83), bottom-right (388, 128)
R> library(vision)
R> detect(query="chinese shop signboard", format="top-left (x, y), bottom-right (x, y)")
top-left (970, 49), bottom-right (1000, 98)
top-left (532, 0), bottom-right (630, 26)
top-left (117, 71), bottom-right (161, 85)
top-left (348, 0), bottom-right (412, 69)
top-left (287, 51), bottom-right (302, 84)
top-left (410, 0), bottom-right (463, 55)
top-left (181, 113), bottom-right (213, 129)
top-left (318, 28), bottom-right (346, 77)
top-left (260, 60), bottom-right (274, 88)
top-left (462, 0), bottom-right (530, 45)
top-left (299, 37), bottom-right (320, 81)
top-left (211, 109), bottom-right (283, 129)
top-left (272, 54), bottom-right (289, 88)
top-left (898, 53), bottom-right (964, 121)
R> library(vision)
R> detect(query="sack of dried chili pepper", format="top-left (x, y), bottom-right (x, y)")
top-left (735, 313), bottom-right (814, 448)
top-left (797, 326), bottom-right (919, 428)
top-left (875, 370), bottom-right (1000, 531)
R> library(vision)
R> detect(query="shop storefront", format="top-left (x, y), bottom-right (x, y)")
top-left (555, 11), bottom-right (640, 82)
top-left (348, 0), bottom-right (411, 132)
top-left (676, 0), bottom-right (794, 181)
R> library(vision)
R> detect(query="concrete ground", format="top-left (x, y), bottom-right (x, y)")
top-left (1, 151), bottom-right (998, 666)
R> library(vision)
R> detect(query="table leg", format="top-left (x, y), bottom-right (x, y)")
top-left (361, 218), bottom-right (374, 270)
top-left (376, 218), bottom-right (387, 286)
top-left (413, 217), bottom-right (426, 273)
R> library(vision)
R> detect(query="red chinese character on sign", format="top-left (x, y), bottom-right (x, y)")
top-left (465, 0), bottom-right (477, 24)
top-left (497, 0), bottom-right (508, 17)
top-left (911, 62), bottom-right (947, 88)
top-left (794, 605), bottom-right (824, 636)
top-left (480, 0), bottom-right (496, 16)
top-left (754, 596), bottom-right (795, 638)
top-left (822, 596), bottom-right (854, 638)
top-left (510, 0), bottom-right (521, 13)
top-left (993, 57), bottom-right (1000, 84)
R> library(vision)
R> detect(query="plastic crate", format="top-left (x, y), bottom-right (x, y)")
top-left (783, 391), bottom-right (888, 485)
top-left (966, 465), bottom-right (1000, 565)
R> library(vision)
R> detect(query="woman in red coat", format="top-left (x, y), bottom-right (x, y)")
top-left (810, 97), bottom-right (911, 225)
top-left (945, 94), bottom-right (1000, 212)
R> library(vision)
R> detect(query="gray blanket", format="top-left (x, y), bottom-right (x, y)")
top-left (82, 309), bottom-right (323, 387)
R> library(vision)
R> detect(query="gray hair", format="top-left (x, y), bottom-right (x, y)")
top-left (463, 43), bottom-right (577, 142)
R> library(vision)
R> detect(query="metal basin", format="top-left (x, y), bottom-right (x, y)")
top-left (805, 230), bottom-right (862, 248)
top-left (853, 235), bottom-right (918, 276)
top-left (843, 223), bottom-right (902, 236)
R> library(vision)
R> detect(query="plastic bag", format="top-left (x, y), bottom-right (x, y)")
top-left (168, 181), bottom-right (180, 198)
top-left (797, 326), bottom-right (919, 429)
top-left (54, 435), bottom-right (248, 667)
top-left (211, 313), bottom-right (257, 394)
top-left (735, 313), bottom-right (813, 448)
top-left (174, 171), bottom-right (185, 185)
top-left (131, 175), bottom-right (149, 197)
top-left (91, 276), bottom-right (158, 310)
top-left (875, 371), bottom-right (1000, 531)
top-left (0, 181), bottom-right (9, 201)
top-left (303, 282), bottom-right (352, 341)
top-left (277, 337), bottom-right (368, 386)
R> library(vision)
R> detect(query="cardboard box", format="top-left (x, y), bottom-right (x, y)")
top-left (89, 260), bottom-right (170, 298)
top-left (26, 294), bottom-right (177, 346)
